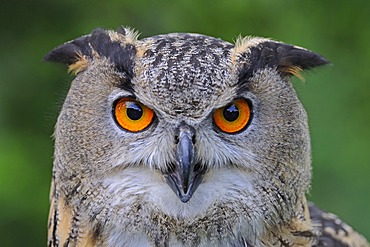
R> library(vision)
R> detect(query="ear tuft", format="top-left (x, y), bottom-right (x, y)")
top-left (274, 42), bottom-right (330, 72)
top-left (240, 41), bottom-right (330, 80)
top-left (44, 28), bottom-right (137, 77)
top-left (44, 34), bottom-right (93, 65)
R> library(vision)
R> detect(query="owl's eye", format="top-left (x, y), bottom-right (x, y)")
top-left (114, 98), bottom-right (154, 132)
top-left (213, 99), bottom-right (251, 133)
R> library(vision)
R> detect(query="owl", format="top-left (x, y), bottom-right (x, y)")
top-left (45, 27), bottom-right (369, 247)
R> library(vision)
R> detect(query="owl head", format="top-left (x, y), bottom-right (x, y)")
top-left (46, 28), bottom-right (328, 222)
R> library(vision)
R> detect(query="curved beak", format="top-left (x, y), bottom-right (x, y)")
top-left (165, 124), bottom-right (205, 203)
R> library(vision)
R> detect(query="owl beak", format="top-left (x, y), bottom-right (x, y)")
top-left (165, 125), bottom-right (205, 203)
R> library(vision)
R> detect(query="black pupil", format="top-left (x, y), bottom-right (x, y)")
top-left (126, 102), bottom-right (143, 120)
top-left (223, 104), bottom-right (239, 122)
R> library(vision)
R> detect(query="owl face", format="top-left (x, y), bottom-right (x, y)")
top-left (47, 28), bottom-right (328, 222)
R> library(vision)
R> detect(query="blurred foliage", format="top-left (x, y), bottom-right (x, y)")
top-left (0, 0), bottom-right (369, 246)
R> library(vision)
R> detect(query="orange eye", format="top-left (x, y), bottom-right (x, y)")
top-left (114, 98), bottom-right (154, 132)
top-left (213, 99), bottom-right (251, 133)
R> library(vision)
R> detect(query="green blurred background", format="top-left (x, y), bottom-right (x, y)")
top-left (0, 0), bottom-right (369, 245)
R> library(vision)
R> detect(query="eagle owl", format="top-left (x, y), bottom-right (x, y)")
top-left (45, 27), bottom-right (369, 247)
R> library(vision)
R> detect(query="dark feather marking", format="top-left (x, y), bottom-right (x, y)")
top-left (63, 238), bottom-right (70, 247)
top-left (63, 193), bottom-right (90, 246)
top-left (51, 205), bottom-right (59, 247)
top-left (292, 230), bottom-right (316, 238)
top-left (64, 211), bottom-right (80, 245)
top-left (65, 181), bottom-right (81, 202)
top-left (77, 28), bottom-right (136, 92)
top-left (88, 29), bottom-right (136, 76)
top-left (93, 221), bottom-right (105, 240)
